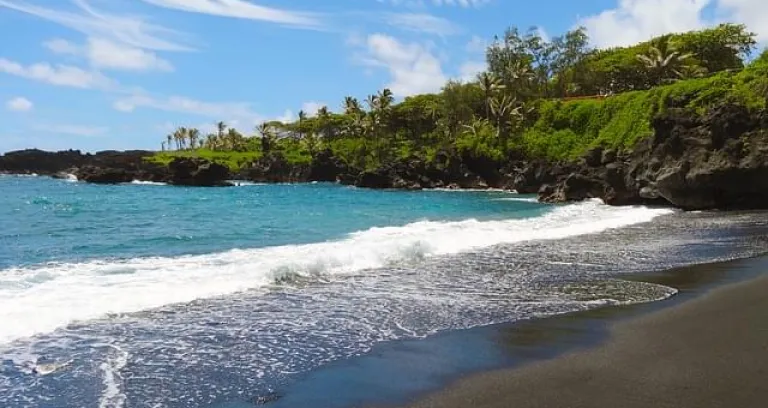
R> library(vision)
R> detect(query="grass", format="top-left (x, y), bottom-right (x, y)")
top-left (147, 149), bottom-right (263, 171)
top-left (520, 61), bottom-right (767, 160)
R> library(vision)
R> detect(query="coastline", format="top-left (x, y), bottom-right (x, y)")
top-left (402, 255), bottom-right (768, 408)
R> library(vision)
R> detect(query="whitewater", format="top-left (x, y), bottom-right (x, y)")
top-left (0, 198), bottom-right (670, 345)
top-left (8, 176), bottom-right (767, 408)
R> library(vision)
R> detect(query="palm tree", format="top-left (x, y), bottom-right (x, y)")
top-left (504, 60), bottom-right (534, 100)
top-left (365, 94), bottom-right (379, 112)
top-left (461, 116), bottom-right (489, 138)
top-left (166, 134), bottom-right (173, 151)
top-left (343, 96), bottom-right (362, 116)
top-left (377, 89), bottom-right (394, 110)
top-left (161, 141), bottom-right (166, 151)
top-left (677, 64), bottom-right (708, 80)
top-left (636, 36), bottom-right (694, 86)
top-left (317, 106), bottom-right (332, 140)
top-left (256, 122), bottom-right (274, 154)
top-left (490, 94), bottom-right (523, 148)
top-left (216, 121), bottom-right (227, 140)
top-left (226, 128), bottom-right (243, 151)
top-left (205, 134), bottom-right (217, 150)
top-left (188, 128), bottom-right (200, 150)
top-left (477, 72), bottom-right (504, 119)
top-left (296, 110), bottom-right (307, 140)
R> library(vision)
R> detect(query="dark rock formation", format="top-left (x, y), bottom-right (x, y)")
top-left (308, 149), bottom-right (349, 182)
top-left (76, 166), bottom-right (135, 184)
top-left (538, 104), bottom-right (768, 210)
top-left (626, 104), bottom-right (768, 209)
top-left (352, 155), bottom-right (490, 190)
top-left (167, 158), bottom-right (231, 187)
top-left (0, 149), bottom-right (231, 187)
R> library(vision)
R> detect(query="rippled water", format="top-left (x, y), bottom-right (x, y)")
top-left (0, 175), bottom-right (765, 407)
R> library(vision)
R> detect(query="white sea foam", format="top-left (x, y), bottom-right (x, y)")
top-left (430, 187), bottom-right (508, 193)
top-left (0, 200), bottom-right (673, 345)
top-left (98, 344), bottom-right (129, 408)
top-left (495, 197), bottom-right (539, 203)
top-left (228, 180), bottom-right (266, 187)
top-left (64, 173), bottom-right (78, 182)
top-left (130, 180), bottom-right (167, 186)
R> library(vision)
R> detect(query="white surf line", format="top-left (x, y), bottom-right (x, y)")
top-left (0, 200), bottom-right (674, 345)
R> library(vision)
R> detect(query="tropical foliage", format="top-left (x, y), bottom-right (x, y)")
top-left (154, 24), bottom-right (762, 170)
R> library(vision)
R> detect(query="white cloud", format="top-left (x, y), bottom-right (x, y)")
top-left (45, 37), bottom-right (174, 72)
top-left (0, 0), bottom-right (192, 51)
top-left (385, 13), bottom-right (461, 36)
top-left (33, 123), bottom-right (108, 137)
top-left (276, 109), bottom-right (295, 123)
top-left (465, 35), bottom-right (487, 53)
top-left (579, 0), bottom-right (768, 48)
top-left (379, 0), bottom-right (490, 7)
top-left (716, 0), bottom-right (768, 42)
top-left (113, 93), bottom-right (265, 129)
top-left (138, 0), bottom-right (321, 28)
top-left (458, 61), bottom-right (485, 82)
top-left (300, 102), bottom-right (326, 116)
top-left (579, 0), bottom-right (711, 48)
top-left (0, 58), bottom-right (115, 89)
top-left (6, 97), bottom-right (33, 112)
top-left (359, 34), bottom-right (447, 96)
top-left (430, 0), bottom-right (490, 7)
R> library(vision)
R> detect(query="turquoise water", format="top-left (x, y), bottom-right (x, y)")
top-left (1, 177), bottom-right (545, 268)
top-left (0, 175), bottom-right (685, 407)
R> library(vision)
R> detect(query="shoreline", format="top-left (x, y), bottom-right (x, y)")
top-left (261, 250), bottom-right (768, 408)
top-left (401, 254), bottom-right (768, 408)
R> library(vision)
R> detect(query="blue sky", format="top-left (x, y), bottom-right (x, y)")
top-left (1, 0), bottom-right (766, 152)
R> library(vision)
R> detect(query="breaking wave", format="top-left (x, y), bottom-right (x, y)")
top-left (0, 200), bottom-right (673, 345)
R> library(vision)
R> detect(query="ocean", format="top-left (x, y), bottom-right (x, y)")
top-left (0, 175), bottom-right (765, 407)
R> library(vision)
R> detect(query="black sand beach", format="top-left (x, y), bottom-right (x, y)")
top-left (405, 256), bottom-right (768, 408)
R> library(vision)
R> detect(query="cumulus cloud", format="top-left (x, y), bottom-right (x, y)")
top-left (301, 102), bottom-right (326, 116)
top-left (579, 0), bottom-right (768, 48)
top-left (716, 0), bottom-right (768, 42)
top-left (358, 34), bottom-right (447, 96)
top-left (458, 61), bottom-right (485, 82)
top-left (579, 0), bottom-right (711, 48)
top-left (6, 97), bottom-right (33, 112)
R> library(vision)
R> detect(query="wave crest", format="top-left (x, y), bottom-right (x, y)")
top-left (0, 200), bottom-right (673, 344)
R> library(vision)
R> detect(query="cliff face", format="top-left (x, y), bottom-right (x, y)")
top-left (535, 104), bottom-right (768, 210)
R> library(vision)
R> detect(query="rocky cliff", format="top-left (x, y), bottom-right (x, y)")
top-left (534, 104), bottom-right (768, 210)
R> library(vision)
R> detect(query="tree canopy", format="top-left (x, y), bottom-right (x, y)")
top-left (153, 24), bottom-right (763, 170)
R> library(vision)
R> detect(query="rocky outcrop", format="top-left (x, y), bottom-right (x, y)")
top-left (0, 149), bottom-right (232, 187)
top-left (167, 158), bottom-right (231, 187)
top-left (238, 152), bottom-right (310, 183)
top-left (354, 155), bottom-right (490, 190)
top-left (538, 104), bottom-right (768, 210)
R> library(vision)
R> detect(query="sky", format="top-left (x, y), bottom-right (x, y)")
top-left (1, 0), bottom-right (767, 153)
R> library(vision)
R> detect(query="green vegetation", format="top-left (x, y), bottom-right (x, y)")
top-left (154, 24), bottom-right (764, 170)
